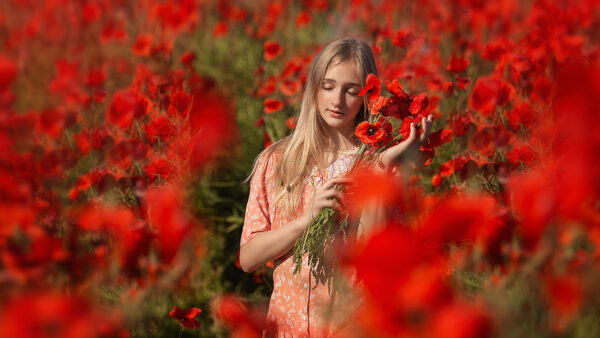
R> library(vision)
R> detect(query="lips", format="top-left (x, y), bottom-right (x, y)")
top-left (327, 109), bottom-right (344, 118)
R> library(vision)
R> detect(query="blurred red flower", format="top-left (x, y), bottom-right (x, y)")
top-left (263, 98), bottom-right (283, 114)
top-left (285, 116), bottom-right (297, 129)
top-left (0, 54), bottom-right (17, 89)
top-left (144, 158), bottom-right (175, 183)
top-left (468, 76), bottom-right (513, 115)
top-left (296, 11), bottom-right (311, 27)
top-left (213, 294), bottom-right (266, 335)
top-left (145, 116), bottom-right (174, 143)
top-left (84, 68), bottom-right (107, 87)
top-left (107, 91), bottom-right (138, 129)
top-left (279, 79), bottom-right (300, 96)
top-left (0, 292), bottom-right (128, 338)
top-left (393, 29), bottom-right (416, 48)
top-left (427, 129), bottom-right (452, 147)
top-left (429, 303), bottom-right (493, 338)
top-left (133, 33), bottom-right (153, 56)
top-left (180, 51), bottom-right (196, 66)
top-left (263, 41), bottom-right (282, 60)
top-left (446, 56), bottom-right (470, 73)
top-left (169, 306), bottom-right (202, 329)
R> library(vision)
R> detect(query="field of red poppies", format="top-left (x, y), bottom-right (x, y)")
top-left (0, 0), bottom-right (599, 337)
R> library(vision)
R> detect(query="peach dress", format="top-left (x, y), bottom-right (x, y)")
top-left (241, 149), bottom-right (358, 337)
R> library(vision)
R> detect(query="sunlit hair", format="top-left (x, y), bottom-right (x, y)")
top-left (249, 37), bottom-right (379, 218)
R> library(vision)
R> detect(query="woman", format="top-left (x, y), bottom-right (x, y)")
top-left (240, 37), bottom-right (432, 336)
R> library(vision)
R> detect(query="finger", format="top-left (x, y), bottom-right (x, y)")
top-left (407, 122), bottom-right (416, 142)
top-left (322, 176), bottom-right (353, 190)
top-left (317, 190), bottom-right (344, 202)
top-left (319, 200), bottom-right (342, 211)
top-left (420, 117), bottom-right (427, 141)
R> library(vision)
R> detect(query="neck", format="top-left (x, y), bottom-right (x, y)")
top-left (324, 128), bottom-right (357, 153)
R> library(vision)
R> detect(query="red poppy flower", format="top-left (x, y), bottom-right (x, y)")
top-left (169, 306), bottom-right (202, 329)
top-left (84, 68), bottom-right (107, 87)
top-left (213, 294), bottom-right (266, 334)
top-left (482, 38), bottom-right (512, 61)
top-left (456, 76), bottom-right (470, 90)
top-left (409, 92), bottom-right (429, 116)
top-left (145, 116), bottom-right (173, 143)
top-left (263, 131), bottom-right (272, 148)
top-left (263, 41), bottom-right (282, 61)
top-left (443, 81), bottom-right (455, 96)
top-left (468, 76), bottom-right (513, 115)
top-left (543, 275), bottom-right (583, 325)
top-left (507, 144), bottom-right (537, 167)
top-left (169, 89), bottom-right (189, 116)
top-left (469, 125), bottom-right (511, 156)
top-left (285, 116), bottom-right (297, 129)
top-left (36, 109), bottom-right (65, 139)
top-left (355, 121), bottom-right (392, 147)
top-left (428, 129), bottom-right (453, 147)
top-left (75, 131), bottom-right (91, 155)
top-left (507, 102), bottom-right (537, 129)
top-left (296, 11), bottom-right (310, 27)
top-left (279, 79), bottom-right (300, 96)
top-left (107, 91), bottom-right (138, 129)
top-left (431, 174), bottom-right (442, 187)
top-left (358, 73), bottom-right (380, 102)
top-left (146, 187), bottom-right (195, 264)
top-left (180, 51), bottom-right (196, 66)
top-left (144, 158), bottom-right (175, 182)
top-left (263, 98), bottom-right (283, 114)
top-left (132, 33), bottom-right (153, 56)
top-left (0, 54), bottom-right (17, 90)
top-left (393, 29), bottom-right (416, 48)
top-left (213, 21), bottom-right (228, 37)
top-left (430, 303), bottom-right (492, 338)
top-left (446, 56), bottom-right (470, 73)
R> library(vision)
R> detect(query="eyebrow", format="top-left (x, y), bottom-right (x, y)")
top-left (322, 78), bottom-right (361, 87)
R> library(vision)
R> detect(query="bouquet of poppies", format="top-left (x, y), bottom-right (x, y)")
top-left (292, 74), bottom-right (451, 284)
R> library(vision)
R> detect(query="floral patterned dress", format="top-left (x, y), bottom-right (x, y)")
top-left (241, 148), bottom-right (358, 337)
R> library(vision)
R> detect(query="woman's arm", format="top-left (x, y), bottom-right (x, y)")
top-left (240, 176), bottom-right (352, 273)
top-left (239, 214), bottom-right (310, 273)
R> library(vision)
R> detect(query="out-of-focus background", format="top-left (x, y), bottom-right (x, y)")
top-left (0, 0), bottom-right (599, 337)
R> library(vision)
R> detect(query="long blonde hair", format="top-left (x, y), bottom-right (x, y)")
top-left (250, 38), bottom-right (379, 218)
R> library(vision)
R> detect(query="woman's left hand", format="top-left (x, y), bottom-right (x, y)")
top-left (377, 115), bottom-right (433, 171)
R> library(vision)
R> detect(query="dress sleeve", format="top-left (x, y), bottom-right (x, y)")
top-left (240, 151), bottom-right (278, 247)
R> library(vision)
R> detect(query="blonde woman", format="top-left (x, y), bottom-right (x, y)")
top-left (240, 37), bottom-right (432, 336)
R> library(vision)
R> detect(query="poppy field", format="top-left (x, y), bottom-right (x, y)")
top-left (0, 0), bottom-right (599, 337)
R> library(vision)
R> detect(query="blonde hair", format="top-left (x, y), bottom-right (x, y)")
top-left (250, 38), bottom-right (379, 218)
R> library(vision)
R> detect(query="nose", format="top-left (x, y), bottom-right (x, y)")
top-left (331, 88), bottom-right (345, 108)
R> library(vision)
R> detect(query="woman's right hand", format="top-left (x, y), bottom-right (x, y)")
top-left (301, 176), bottom-right (353, 224)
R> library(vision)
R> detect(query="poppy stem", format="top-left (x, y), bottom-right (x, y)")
top-left (179, 326), bottom-right (184, 338)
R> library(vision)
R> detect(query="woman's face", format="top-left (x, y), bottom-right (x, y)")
top-left (317, 60), bottom-right (364, 139)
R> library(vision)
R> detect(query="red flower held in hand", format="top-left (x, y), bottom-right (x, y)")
top-left (355, 121), bottom-right (392, 147)
top-left (169, 306), bottom-right (202, 329)
top-left (358, 73), bottom-right (380, 102)
top-left (409, 92), bottom-right (429, 116)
